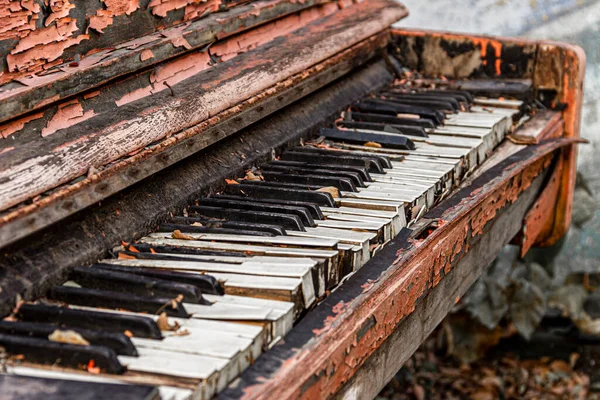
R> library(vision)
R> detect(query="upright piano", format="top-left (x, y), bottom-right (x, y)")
top-left (0, 0), bottom-right (586, 398)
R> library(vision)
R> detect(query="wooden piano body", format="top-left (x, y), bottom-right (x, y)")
top-left (0, 0), bottom-right (585, 398)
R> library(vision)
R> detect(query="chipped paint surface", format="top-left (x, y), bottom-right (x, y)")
top-left (88, 0), bottom-right (140, 33)
top-left (0, 112), bottom-right (43, 139)
top-left (41, 99), bottom-right (95, 137)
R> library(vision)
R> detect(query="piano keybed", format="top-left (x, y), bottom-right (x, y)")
top-left (0, 80), bottom-right (526, 399)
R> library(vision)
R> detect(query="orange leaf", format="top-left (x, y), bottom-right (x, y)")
top-left (225, 179), bottom-right (239, 185)
top-left (117, 253), bottom-right (136, 260)
top-left (128, 245), bottom-right (140, 253)
top-left (150, 248), bottom-right (157, 254)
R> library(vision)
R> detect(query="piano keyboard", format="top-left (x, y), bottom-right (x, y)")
top-left (0, 81), bottom-right (524, 399)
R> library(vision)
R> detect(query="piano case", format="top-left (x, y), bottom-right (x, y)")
top-left (0, 0), bottom-right (586, 398)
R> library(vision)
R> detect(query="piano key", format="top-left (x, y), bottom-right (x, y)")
top-left (120, 241), bottom-right (248, 258)
top-left (318, 128), bottom-right (416, 150)
top-left (169, 216), bottom-right (287, 236)
top-left (0, 320), bottom-right (137, 356)
top-left (224, 184), bottom-right (336, 207)
top-left (381, 91), bottom-right (464, 109)
top-left (353, 100), bottom-right (444, 125)
top-left (69, 267), bottom-right (205, 304)
top-left (314, 218), bottom-right (390, 242)
top-left (190, 206), bottom-right (306, 232)
top-left (336, 120), bottom-right (429, 138)
top-left (158, 224), bottom-right (273, 237)
top-left (101, 257), bottom-right (316, 309)
top-left (17, 304), bottom-right (163, 339)
top-left (213, 194), bottom-right (325, 219)
top-left (269, 160), bottom-right (372, 182)
top-left (280, 151), bottom-right (386, 173)
top-left (91, 263), bottom-right (225, 295)
top-left (261, 170), bottom-right (358, 192)
top-left (344, 111), bottom-right (436, 129)
top-left (342, 189), bottom-right (427, 211)
top-left (261, 165), bottom-right (366, 188)
top-left (377, 95), bottom-right (458, 113)
top-left (0, 374), bottom-right (159, 400)
top-left (195, 198), bottom-right (315, 227)
top-left (0, 333), bottom-right (124, 374)
top-left (321, 206), bottom-right (406, 237)
top-left (292, 146), bottom-right (392, 169)
top-left (138, 237), bottom-right (340, 289)
top-left (48, 286), bottom-right (190, 318)
top-left (474, 97), bottom-right (524, 109)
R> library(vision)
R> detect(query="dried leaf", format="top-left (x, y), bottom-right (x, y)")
top-left (87, 360), bottom-right (100, 374)
top-left (172, 230), bottom-right (194, 240)
top-left (509, 279), bottom-right (546, 340)
top-left (128, 245), bottom-right (140, 253)
top-left (225, 179), bottom-right (239, 185)
top-left (149, 248), bottom-right (157, 254)
top-left (413, 384), bottom-right (425, 400)
top-left (124, 330), bottom-right (133, 338)
top-left (244, 170), bottom-right (261, 181)
top-left (118, 252), bottom-right (136, 260)
top-left (317, 186), bottom-right (339, 198)
top-left (364, 141), bottom-right (382, 148)
top-left (173, 328), bottom-right (191, 337)
top-left (156, 312), bottom-right (180, 331)
top-left (191, 222), bottom-right (204, 227)
top-left (48, 330), bottom-right (90, 346)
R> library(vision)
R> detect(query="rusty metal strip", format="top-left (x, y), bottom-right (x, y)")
top-left (221, 137), bottom-right (583, 400)
top-left (0, 31), bottom-right (391, 250)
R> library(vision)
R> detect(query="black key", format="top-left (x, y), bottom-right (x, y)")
top-left (353, 99), bottom-right (445, 125)
top-left (169, 217), bottom-right (286, 236)
top-left (381, 91), bottom-right (462, 109)
top-left (319, 128), bottom-right (416, 150)
top-left (0, 333), bottom-right (124, 374)
top-left (336, 120), bottom-right (429, 138)
top-left (261, 164), bottom-right (366, 187)
top-left (345, 111), bottom-right (436, 129)
top-left (92, 263), bottom-right (224, 296)
top-left (378, 95), bottom-right (457, 113)
top-left (0, 320), bottom-right (137, 356)
top-left (270, 160), bottom-right (372, 182)
top-left (0, 374), bottom-right (158, 400)
top-left (190, 205), bottom-right (305, 231)
top-left (17, 303), bottom-right (163, 339)
top-left (121, 242), bottom-right (250, 258)
top-left (291, 146), bottom-right (392, 169)
top-left (448, 79), bottom-right (531, 99)
top-left (214, 194), bottom-right (324, 220)
top-left (48, 286), bottom-right (189, 318)
top-left (281, 150), bottom-right (385, 173)
top-left (225, 184), bottom-right (336, 207)
top-left (197, 198), bottom-right (315, 227)
top-left (236, 180), bottom-right (324, 191)
top-left (426, 89), bottom-right (474, 103)
top-left (261, 170), bottom-right (357, 192)
top-left (70, 267), bottom-right (205, 304)
top-left (159, 223), bottom-right (273, 237)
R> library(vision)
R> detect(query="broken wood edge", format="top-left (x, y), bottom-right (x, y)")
top-left (0, 0), bottom-right (336, 125)
top-left (220, 136), bottom-right (580, 400)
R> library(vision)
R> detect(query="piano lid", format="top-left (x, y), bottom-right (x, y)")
top-left (0, 0), bottom-right (408, 249)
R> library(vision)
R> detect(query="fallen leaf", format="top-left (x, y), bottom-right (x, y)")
top-left (149, 248), bottom-right (157, 254)
top-left (118, 252), bottom-right (136, 260)
top-left (364, 141), bottom-right (382, 148)
top-left (506, 134), bottom-right (538, 145)
top-left (156, 312), bottom-right (180, 331)
top-left (49, 330), bottom-right (90, 346)
top-left (124, 330), bottom-right (133, 338)
top-left (128, 245), bottom-right (140, 253)
top-left (172, 230), bottom-right (194, 240)
top-left (173, 328), bottom-right (191, 337)
top-left (192, 222), bottom-right (204, 227)
top-left (413, 384), bottom-right (425, 400)
top-left (245, 170), bottom-right (262, 181)
top-left (87, 360), bottom-right (100, 374)
top-left (550, 360), bottom-right (570, 373)
top-left (317, 186), bottom-right (340, 198)
top-left (225, 179), bottom-right (239, 185)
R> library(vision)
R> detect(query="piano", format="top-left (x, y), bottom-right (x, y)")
top-left (0, 0), bottom-right (586, 399)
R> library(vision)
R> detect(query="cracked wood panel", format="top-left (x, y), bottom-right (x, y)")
top-left (0, 0), bottom-right (336, 124)
top-left (221, 122), bottom-right (579, 399)
top-left (0, 0), bottom-right (407, 213)
top-left (0, 0), bottom-right (255, 91)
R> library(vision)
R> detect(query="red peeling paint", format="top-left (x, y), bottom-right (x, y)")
top-left (88, 0), bottom-right (140, 33)
top-left (0, 111), bottom-right (43, 139)
top-left (0, 147), bottom-right (15, 155)
top-left (140, 49), bottom-right (154, 61)
top-left (41, 100), bottom-right (95, 137)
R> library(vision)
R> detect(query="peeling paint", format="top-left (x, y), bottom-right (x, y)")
top-left (41, 100), bottom-right (95, 137)
top-left (0, 111), bottom-right (43, 139)
top-left (88, 0), bottom-right (140, 33)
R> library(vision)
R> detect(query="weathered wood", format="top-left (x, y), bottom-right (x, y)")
top-left (0, 0), bottom-right (335, 124)
top-left (220, 132), bottom-right (580, 399)
top-left (0, 0), bottom-right (406, 218)
top-left (334, 172), bottom-right (546, 400)
top-left (0, 59), bottom-right (394, 318)
top-left (0, 31), bottom-right (390, 250)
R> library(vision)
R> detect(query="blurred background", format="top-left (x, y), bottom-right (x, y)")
top-left (379, 1), bottom-right (600, 398)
